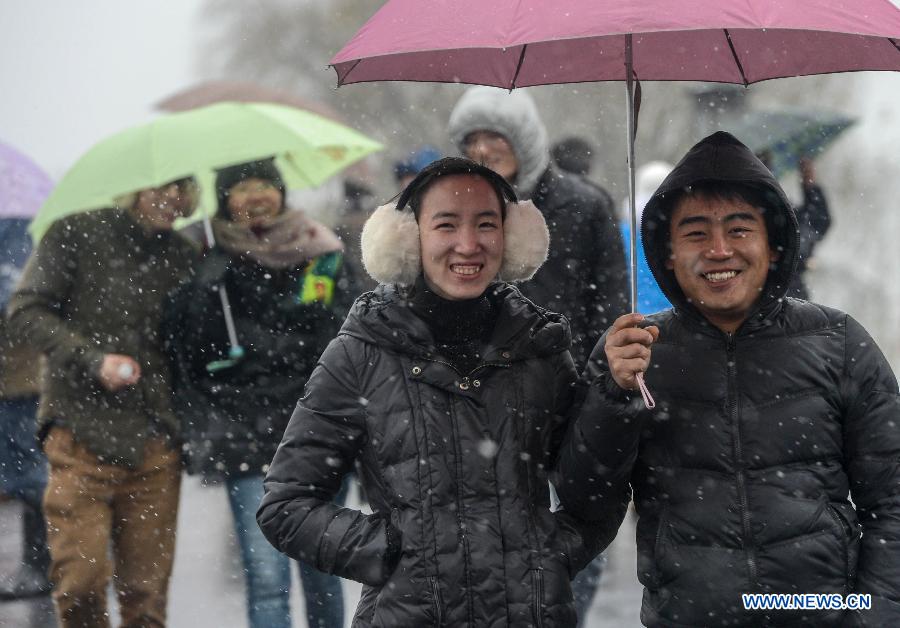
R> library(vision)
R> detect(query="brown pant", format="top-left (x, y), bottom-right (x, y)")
top-left (43, 427), bottom-right (181, 628)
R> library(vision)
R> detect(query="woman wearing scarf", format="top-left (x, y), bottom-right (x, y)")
top-left (257, 157), bottom-right (617, 627)
top-left (164, 158), bottom-right (345, 628)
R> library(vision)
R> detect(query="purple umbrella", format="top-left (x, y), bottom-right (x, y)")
top-left (0, 141), bottom-right (53, 219)
top-left (332, 0), bottom-right (900, 407)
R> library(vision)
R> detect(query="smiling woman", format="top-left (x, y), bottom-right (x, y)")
top-left (417, 174), bottom-right (504, 300)
top-left (257, 157), bottom-right (622, 627)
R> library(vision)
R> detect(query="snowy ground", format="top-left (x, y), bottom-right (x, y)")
top-left (0, 476), bottom-right (643, 627)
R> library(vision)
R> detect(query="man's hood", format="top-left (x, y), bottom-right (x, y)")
top-left (640, 131), bottom-right (800, 322)
top-left (448, 86), bottom-right (550, 196)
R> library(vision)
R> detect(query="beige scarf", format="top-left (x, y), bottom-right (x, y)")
top-left (212, 209), bottom-right (343, 269)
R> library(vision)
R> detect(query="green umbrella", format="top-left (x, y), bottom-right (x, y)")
top-left (29, 101), bottom-right (383, 240)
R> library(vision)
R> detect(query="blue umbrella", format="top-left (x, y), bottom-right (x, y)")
top-left (725, 108), bottom-right (856, 178)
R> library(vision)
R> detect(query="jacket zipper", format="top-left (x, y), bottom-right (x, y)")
top-left (413, 356), bottom-right (510, 624)
top-left (727, 333), bottom-right (757, 586)
top-left (531, 569), bottom-right (544, 628)
top-left (428, 575), bottom-right (444, 625)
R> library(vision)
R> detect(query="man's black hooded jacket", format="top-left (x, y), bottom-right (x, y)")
top-left (556, 132), bottom-right (900, 627)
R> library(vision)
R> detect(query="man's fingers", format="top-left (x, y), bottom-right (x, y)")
top-left (610, 312), bottom-right (646, 333)
top-left (608, 326), bottom-right (656, 348)
top-left (612, 357), bottom-right (651, 388)
top-left (610, 344), bottom-right (651, 362)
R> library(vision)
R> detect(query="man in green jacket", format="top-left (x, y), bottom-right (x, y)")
top-left (7, 178), bottom-right (199, 628)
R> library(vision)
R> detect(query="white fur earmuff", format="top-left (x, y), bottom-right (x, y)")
top-left (360, 203), bottom-right (421, 285)
top-left (499, 199), bottom-right (549, 282)
top-left (359, 199), bottom-right (549, 285)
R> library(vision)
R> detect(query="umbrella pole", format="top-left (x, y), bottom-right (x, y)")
top-left (200, 209), bottom-right (244, 371)
top-left (624, 34), bottom-right (655, 409)
top-left (625, 35), bottom-right (638, 313)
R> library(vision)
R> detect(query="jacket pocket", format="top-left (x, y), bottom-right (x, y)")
top-left (826, 502), bottom-right (860, 589)
top-left (645, 506), bottom-right (671, 590)
top-left (428, 576), bottom-right (444, 626)
top-left (531, 569), bottom-right (545, 628)
top-left (653, 507), bottom-right (669, 567)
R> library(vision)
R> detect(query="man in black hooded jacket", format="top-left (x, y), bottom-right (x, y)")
top-left (555, 132), bottom-right (900, 627)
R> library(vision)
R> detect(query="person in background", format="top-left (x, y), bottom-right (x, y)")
top-left (165, 158), bottom-right (346, 628)
top-left (393, 145), bottom-right (442, 191)
top-left (0, 216), bottom-right (49, 600)
top-left (757, 152), bottom-right (832, 300)
top-left (454, 92), bottom-right (628, 626)
top-left (258, 157), bottom-right (616, 627)
top-left (557, 132), bottom-right (900, 627)
top-left (618, 161), bottom-right (673, 315)
top-left (449, 87), bottom-right (628, 367)
top-left (7, 178), bottom-right (199, 628)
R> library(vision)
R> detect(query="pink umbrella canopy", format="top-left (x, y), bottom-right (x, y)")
top-left (0, 141), bottom-right (53, 219)
top-left (332, 0), bottom-right (900, 87)
top-left (332, 0), bottom-right (900, 408)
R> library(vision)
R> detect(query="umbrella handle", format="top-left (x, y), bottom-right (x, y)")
top-left (635, 372), bottom-right (656, 409)
top-left (205, 345), bottom-right (246, 373)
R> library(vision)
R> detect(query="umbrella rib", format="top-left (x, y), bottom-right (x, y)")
top-left (723, 29), bottom-right (749, 87)
top-left (509, 44), bottom-right (528, 90)
top-left (892, 38), bottom-right (900, 54)
top-left (336, 59), bottom-right (362, 87)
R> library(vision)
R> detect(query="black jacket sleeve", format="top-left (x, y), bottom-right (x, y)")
top-left (554, 334), bottom-right (643, 524)
top-left (841, 316), bottom-right (900, 625)
top-left (547, 349), bottom-right (629, 572)
top-left (257, 336), bottom-right (401, 587)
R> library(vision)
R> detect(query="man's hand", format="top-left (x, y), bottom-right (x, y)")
top-left (605, 313), bottom-right (659, 391)
top-left (799, 157), bottom-right (816, 187)
top-left (98, 354), bottom-right (141, 392)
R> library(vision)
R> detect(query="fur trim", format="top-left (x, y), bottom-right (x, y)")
top-left (499, 200), bottom-right (549, 282)
top-left (448, 86), bottom-right (550, 196)
top-left (360, 199), bottom-right (549, 285)
top-left (360, 203), bottom-right (421, 285)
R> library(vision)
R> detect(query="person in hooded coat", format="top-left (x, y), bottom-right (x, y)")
top-left (257, 157), bottom-right (616, 627)
top-left (555, 132), bottom-right (900, 627)
top-left (164, 158), bottom-right (346, 628)
top-left (448, 87), bottom-right (628, 367)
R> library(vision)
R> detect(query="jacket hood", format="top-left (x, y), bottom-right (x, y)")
top-left (448, 86), bottom-right (550, 196)
top-left (340, 283), bottom-right (570, 361)
top-left (641, 131), bottom-right (800, 323)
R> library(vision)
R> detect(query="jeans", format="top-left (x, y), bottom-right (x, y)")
top-left (0, 396), bottom-right (46, 507)
top-left (572, 552), bottom-right (607, 627)
top-left (226, 474), bottom-right (346, 628)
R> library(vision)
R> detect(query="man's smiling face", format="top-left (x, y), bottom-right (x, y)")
top-left (667, 193), bottom-right (778, 333)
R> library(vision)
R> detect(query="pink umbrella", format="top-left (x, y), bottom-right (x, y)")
top-left (331, 0), bottom-right (900, 406)
top-left (332, 1), bottom-right (900, 87)
top-left (0, 141), bottom-right (53, 219)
